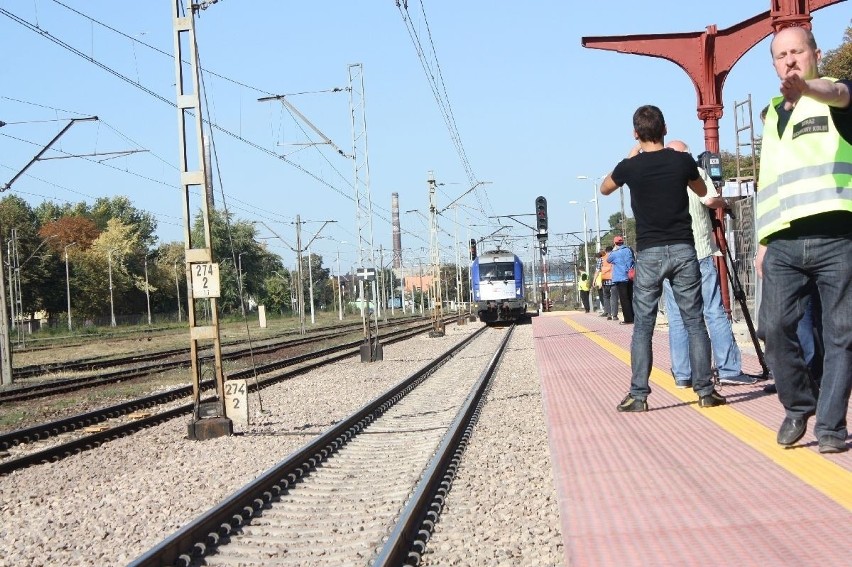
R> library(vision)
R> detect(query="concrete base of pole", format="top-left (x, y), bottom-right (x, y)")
top-left (360, 339), bottom-right (384, 362)
top-left (187, 417), bottom-right (233, 440)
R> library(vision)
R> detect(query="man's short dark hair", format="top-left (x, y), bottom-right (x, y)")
top-left (633, 105), bottom-right (666, 143)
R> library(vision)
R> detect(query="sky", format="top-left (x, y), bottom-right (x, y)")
top-left (1, 1), bottom-right (850, 272)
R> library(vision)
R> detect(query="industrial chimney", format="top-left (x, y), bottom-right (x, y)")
top-left (391, 192), bottom-right (402, 269)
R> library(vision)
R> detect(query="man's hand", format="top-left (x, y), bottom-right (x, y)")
top-left (754, 244), bottom-right (767, 279)
top-left (780, 73), bottom-right (808, 111)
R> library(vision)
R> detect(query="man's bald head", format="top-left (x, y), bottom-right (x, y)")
top-left (666, 140), bottom-right (690, 153)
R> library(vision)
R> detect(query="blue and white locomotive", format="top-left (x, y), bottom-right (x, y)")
top-left (471, 248), bottom-right (528, 324)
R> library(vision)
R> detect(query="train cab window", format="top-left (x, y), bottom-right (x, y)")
top-left (481, 262), bottom-right (514, 280)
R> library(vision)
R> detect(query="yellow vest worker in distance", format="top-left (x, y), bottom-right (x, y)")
top-left (754, 26), bottom-right (852, 454)
top-left (578, 269), bottom-right (591, 313)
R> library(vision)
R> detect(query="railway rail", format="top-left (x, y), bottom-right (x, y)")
top-left (0, 319), bottom-right (418, 403)
top-left (0, 318), bottom-right (456, 474)
top-left (129, 324), bottom-right (513, 567)
top-left (9, 320), bottom-right (371, 379)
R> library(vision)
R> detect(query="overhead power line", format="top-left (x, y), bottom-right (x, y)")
top-left (0, 6), bottom-right (367, 215)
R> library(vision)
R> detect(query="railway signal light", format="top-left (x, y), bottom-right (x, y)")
top-left (535, 196), bottom-right (548, 239)
top-left (469, 238), bottom-right (477, 260)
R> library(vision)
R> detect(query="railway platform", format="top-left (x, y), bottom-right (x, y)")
top-left (533, 311), bottom-right (851, 567)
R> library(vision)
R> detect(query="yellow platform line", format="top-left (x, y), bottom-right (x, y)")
top-left (561, 314), bottom-right (852, 513)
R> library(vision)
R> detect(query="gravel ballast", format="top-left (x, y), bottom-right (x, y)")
top-left (0, 322), bottom-right (564, 567)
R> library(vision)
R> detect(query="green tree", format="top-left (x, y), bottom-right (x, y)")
top-left (719, 149), bottom-right (758, 182)
top-left (260, 271), bottom-right (293, 315)
top-left (820, 23), bottom-right (852, 80)
top-left (72, 219), bottom-right (141, 321)
top-left (90, 196), bottom-right (158, 248)
top-left (191, 209), bottom-right (287, 314)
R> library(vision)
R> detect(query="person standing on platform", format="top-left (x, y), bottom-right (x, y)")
top-left (578, 268), bottom-right (591, 312)
top-left (755, 105), bottom-right (825, 396)
top-left (663, 140), bottom-right (758, 388)
top-left (600, 104), bottom-right (726, 412)
top-left (592, 258), bottom-right (605, 313)
top-left (754, 26), bottom-right (852, 453)
top-left (599, 247), bottom-right (616, 319)
top-left (607, 235), bottom-right (635, 324)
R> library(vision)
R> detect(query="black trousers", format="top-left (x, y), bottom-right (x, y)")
top-left (615, 280), bottom-right (634, 323)
top-left (580, 290), bottom-right (590, 312)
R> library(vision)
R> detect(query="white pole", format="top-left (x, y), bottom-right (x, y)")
top-left (337, 248), bottom-right (343, 320)
top-left (108, 249), bottom-right (117, 327)
top-left (144, 255), bottom-right (152, 325)
top-left (593, 180), bottom-right (602, 252)
top-left (64, 242), bottom-right (77, 331)
top-left (238, 252), bottom-right (245, 316)
top-left (174, 261), bottom-right (182, 323)
top-left (307, 245), bottom-right (315, 325)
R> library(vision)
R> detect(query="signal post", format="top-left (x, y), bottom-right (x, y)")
top-left (535, 197), bottom-right (550, 311)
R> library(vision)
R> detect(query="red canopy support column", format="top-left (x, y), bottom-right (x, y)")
top-left (580, 0), bottom-right (844, 315)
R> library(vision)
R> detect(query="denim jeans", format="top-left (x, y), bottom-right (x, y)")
top-left (608, 284), bottom-right (620, 317)
top-left (759, 235), bottom-right (852, 440)
top-left (630, 244), bottom-right (713, 400)
top-left (663, 256), bottom-right (741, 380)
top-left (600, 284), bottom-right (611, 314)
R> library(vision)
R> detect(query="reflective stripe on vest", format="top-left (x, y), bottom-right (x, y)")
top-left (756, 89), bottom-right (852, 242)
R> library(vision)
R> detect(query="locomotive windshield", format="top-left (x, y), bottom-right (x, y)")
top-left (479, 261), bottom-right (515, 280)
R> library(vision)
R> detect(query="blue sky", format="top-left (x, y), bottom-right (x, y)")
top-left (1, 1), bottom-right (849, 271)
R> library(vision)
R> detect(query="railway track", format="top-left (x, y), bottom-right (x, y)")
top-left (128, 324), bottom-right (513, 567)
top-left (0, 319), bottom-right (419, 403)
top-left (0, 318), bottom-right (456, 474)
top-left (9, 321), bottom-right (370, 379)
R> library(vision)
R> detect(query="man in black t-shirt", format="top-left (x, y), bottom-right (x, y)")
top-left (599, 104), bottom-right (726, 412)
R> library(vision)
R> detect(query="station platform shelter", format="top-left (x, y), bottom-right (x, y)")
top-left (533, 311), bottom-right (851, 567)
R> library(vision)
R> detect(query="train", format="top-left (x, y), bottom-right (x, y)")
top-left (471, 248), bottom-right (529, 324)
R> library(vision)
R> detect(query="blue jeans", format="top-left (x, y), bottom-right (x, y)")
top-left (663, 256), bottom-right (741, 380)
top-left (630, 244), bottom-right (713, 400)
top-left (759, 235), bottom-right (852, 440)
top-left (600, 284), bottom-right (611, 314)
top-left (608, 284), bottom-right (620, 317)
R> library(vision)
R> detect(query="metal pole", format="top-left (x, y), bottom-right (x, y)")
top-left (582, 208), bottom-right (590, 276)
top-left (401, 263), bottom-right (406, 315)
top-left (295, 216), bottom-right (306, 334)
top-left (174, 260), bottom-right (182, 323)
top-left (7, 240), bottom-right (15, 331)
top-left (592, 180), bottom-right (601, 252)
top-left (108, 249), bottom-right (117, 327)
top-left (65, 242), bottom-right (77, 331)
top-left (238, 252), bottom-right (245, 317)
top-left (0, 234), bottom-right (12, 386)
top-left (144, 255), bottom-right (151, 325)
top-left (337, 248), bottom-right (343, 320)
top-left (307, 244), bottom-right (315, 325)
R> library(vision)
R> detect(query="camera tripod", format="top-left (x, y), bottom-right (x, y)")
top-left (711, 207), bottom-right (771, 380)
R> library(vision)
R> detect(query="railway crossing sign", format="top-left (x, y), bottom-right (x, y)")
top-left (356, 267), bottom-right (376, 281)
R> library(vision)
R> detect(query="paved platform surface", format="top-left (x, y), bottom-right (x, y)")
top-left (533, 311), bottom-right (851, 567)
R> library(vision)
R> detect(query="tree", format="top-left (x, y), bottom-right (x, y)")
top-left (820, 23), bottom-right (852, 80)
top-left (40, 216), bottom-right (100, 253)
top-left (72, 219), bottom-right (141, 321)
top-left (90, 196), bottom-right (158, 248)
top-left (260, 271), bottom-right (293, 315)
top-left (718, 149), bottom-right (757, 182)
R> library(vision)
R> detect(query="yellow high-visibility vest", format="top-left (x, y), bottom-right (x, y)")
top-left (756, 86), bottom-right (852, 243)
